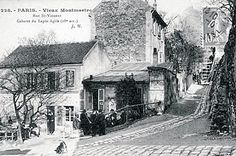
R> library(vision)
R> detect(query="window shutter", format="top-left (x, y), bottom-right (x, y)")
top-left (43, 73), bottom-right (49, 90)
top-left (55, 71), bottom-right (60, 90)
top-left (98, 89), bottom-right (105, 110)
top-left (65, 70), bottom-right (75, 87)
top-left (20, 73), bottom-right (27, 88)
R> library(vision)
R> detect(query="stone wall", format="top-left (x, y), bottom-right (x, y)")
top-left (90, 0), bottom-right (150, 64)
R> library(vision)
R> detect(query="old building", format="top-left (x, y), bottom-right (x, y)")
top-left (82, 61), bottom-right (178, 114)
top-left (0, 41), bottom-right (111, 131)
top-left (89, 0), bottom-right (167, 64)
top-left (81, 0), bottom-right (178, 115)
top-left (83, 62), bottom-right (150, 113)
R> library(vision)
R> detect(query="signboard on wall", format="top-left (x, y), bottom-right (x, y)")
top-left (149, 73), bottom-right (164, 91)
top-left (202, 7), bottom-right (231, 46)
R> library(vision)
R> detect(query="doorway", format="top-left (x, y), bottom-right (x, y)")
top-left (47, 106), bottom-right (55, 134)
top-left (92, 89), bottom-right (98, 110)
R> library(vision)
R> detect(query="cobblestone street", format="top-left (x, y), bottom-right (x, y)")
top-left (73, 115), bottom-right (236, 156)
top-left (73, 85), bottom-right (236, 156)
top-left (74, 144), bottom-right (235, 156)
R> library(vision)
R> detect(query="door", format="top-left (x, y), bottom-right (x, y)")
top-left (47, 106), bottom-right (55, 134)
top-left (92, 89), bottom-right (98, 110)
top-left (65, 106), bottom-right (74, 122)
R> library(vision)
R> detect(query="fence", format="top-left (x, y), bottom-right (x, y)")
top-left (105, 102), bottom-right (164, 126)
top-left (0, 129), bottom-right (17, 141)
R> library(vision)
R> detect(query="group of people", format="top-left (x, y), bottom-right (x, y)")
top-left (72, 109), bottom-right (130, 137)
top-left (73, 109), bottom-right (106, 136)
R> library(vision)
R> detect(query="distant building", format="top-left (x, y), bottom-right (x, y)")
top-left (89, 0), bottom-right (167, 64)
top-left (0, 41), bottom-right (111, 131)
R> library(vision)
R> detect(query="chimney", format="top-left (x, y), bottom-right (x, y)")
top-left (153, 0), bottom-right (157, 10)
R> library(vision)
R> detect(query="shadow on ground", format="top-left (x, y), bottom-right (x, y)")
top-left (0, 149), bottom-right (30, 155)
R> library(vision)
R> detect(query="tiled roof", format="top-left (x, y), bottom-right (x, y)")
top-left (86, 72), bottom-right (149, 83)
top-left (111, 62), bottom-right (151, 71)
top-left (83, 62), bottom-right (151, 83)
top-left (0, 41), bottom-right (97, 68)
top-left (83, 62), bottom-right (174, 84)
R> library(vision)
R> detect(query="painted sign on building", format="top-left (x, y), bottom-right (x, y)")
top-left (202, 7), bottom-right (230, 46)
top-left (149, 71), bottom-right (164, 103)
top-left (149, 73), bottom-right (164, 91)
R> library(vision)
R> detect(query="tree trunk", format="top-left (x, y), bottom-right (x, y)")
top-left (13, 94), bottom-right (23, 143)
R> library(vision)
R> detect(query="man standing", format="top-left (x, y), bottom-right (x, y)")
top-left (47, 109), bottom-right (54, 135)
top-left (96, 109), bottom-right (106, 136)
top-left (90, 110), bottom-right (98, 137)
top-left (72, 114), bottom-right (80, 129)
top-left (80, 109), bottom-right (91, 135)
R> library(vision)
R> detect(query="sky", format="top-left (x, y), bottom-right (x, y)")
top-left (0, 0), bottom-right (203, 59)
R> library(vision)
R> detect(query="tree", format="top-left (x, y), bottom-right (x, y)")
top-left (0, 31), bottom-right (65, 142)
top-left (165, 29), bottom-right (204, 75)
top-left (115, 74), bottom-right (139, 109)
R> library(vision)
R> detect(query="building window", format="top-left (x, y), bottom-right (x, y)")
top-left (66, 70), bottom-right (74, 87)
top-left (64, 106), bottom-right (74, 121)
top-left (153, 19), bottom-right (157, 36)
top-left (98, 89), bottom-right (104, 110)
top-left (158, 25), bottom-right (161, 39)
top-left (23, 72), bottom-right (58, 90)
top-left (47, 72), bottom-right (56, 90)
top-left (25, 73), bottom-right (41, 89)
top-left (35, 73), bottom-right (43, 89)
top-left (154, 48), bottom-right (157, 54)
top-left (88, 93), bottom-right (93, 104)
top-left (153, 48), bottom-right (158, 65)
top-left (42, 73), bottom-right (48, 89)
top-left (25, 73), bottom-right (33, 89)
top-left (87, 92), bottom-right (93, 110)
